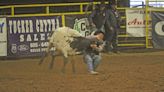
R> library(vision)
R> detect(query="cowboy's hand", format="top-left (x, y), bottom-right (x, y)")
top-left (90, 44), bottom-right (98, 49)
top-left (90, 23), bottom-right (96, 28)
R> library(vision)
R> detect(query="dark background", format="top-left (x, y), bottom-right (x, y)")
top-left (0, 0), bottom-right (129, 15)
top-left (0, 0), bottom-right (129, 7)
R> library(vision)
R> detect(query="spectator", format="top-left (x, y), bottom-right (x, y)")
top-left (104, 0), bottom-right (121, 54)
top-left (88, 0), bottom-right (109, 34)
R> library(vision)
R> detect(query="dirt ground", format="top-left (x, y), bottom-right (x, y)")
top-left (0, 51), bottom-right (164, 92)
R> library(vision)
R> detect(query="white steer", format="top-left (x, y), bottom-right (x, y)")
top-left (39, 27), bottom-right (93, 73)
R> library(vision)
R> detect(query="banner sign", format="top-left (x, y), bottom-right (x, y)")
top-left (151, 12), bottom-right (164, 49)
top-left (0, 18), bottom-right (7, 56)
top-left (65, 15), bottom-right (91, 37)
top-left (7, 16), bottom-right (62, 57)
top-left (126, 9), bottom-right (151, 37)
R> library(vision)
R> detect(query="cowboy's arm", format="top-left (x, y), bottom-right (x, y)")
top-left (90, 42), bottom-right (104, 52)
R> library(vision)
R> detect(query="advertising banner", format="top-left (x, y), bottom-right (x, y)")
top-left (126, 9), bottom-right (151, 37)
top-left (7, 16), bottom-right (62, 57)
top-left (65, 15), bottom-right (91, 37)
top-left (151, 12), bottom-right (164, 49)
top-left (0, 18), bottom-right (7, 56)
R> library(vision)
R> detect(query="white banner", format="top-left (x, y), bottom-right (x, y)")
top-left (0, 18), bottom-right (7, 56)
top-left (74, 18), bottom-right (90, 37)
top-left (126, 9), bottom-right (151, 37)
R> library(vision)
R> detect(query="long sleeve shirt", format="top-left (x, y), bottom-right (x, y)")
top-left (84, 35), bottom-right (104, 55)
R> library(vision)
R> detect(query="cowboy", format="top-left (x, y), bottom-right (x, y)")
top-left (83, 31), bottom-right (104, 75)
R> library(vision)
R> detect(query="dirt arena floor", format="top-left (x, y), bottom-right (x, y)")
top-left (0, 51), bottom-right (164, 92)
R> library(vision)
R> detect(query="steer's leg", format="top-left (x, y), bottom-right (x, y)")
top-left (70, 55), bottom-right (76, 74)
top-left (39, 52), bottom-right (48, 65)
top-left (61, 51), bottom-right (68, 73)
top-left (49, 50), bottom-right (56, 69)
top-left (61, 56), bottom-right (68, 74)
top-left (39, 43), bottom-right (53, 65)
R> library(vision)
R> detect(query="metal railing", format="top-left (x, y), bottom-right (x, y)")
top-left (0, 1), bottom-right (163, 48)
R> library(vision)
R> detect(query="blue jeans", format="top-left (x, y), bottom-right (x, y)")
top-left (83, 53), bottom-right (101, 72)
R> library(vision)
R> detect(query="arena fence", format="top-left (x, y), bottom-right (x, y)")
top-left (0, 1), bottom-right (164, 57)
